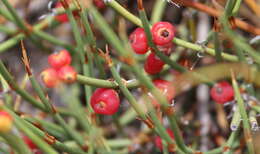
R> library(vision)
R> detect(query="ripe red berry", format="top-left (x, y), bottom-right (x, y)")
top-left (151, 21), bottom-right (175, 46)
top-left (23, 136), bottom-right (38, 150)
top-left (157, 42), bottom-right (173, 55)
top-left (91, 88), bottom-right (120, 115)
top-left (93, 0), bottom-right (106, 9)
top-left (48, 50), bottom-right (72, 70)
top-left (41, 68), bottom-right (60, 88)
top-left (210, 81), bottom-right (234, 104)
top-left (23, 136), bottom-right (43, 154)
top-left (0, 111), bottom-right (13, 133)
top-left (54, 0), bottom-right (79, 23)
top-left (144, 52), bottom-right (164, 74)
top-left (57, 65), bottom-right (77, 83)
top-left (154, 129), bottom-right (174, 151)
top-left (129, 28), bottom-right (149, 54)
top-left (150, 79), bottom-right (175, 107)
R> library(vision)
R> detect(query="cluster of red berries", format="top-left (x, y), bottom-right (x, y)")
top-left (129, 22), bottom-right (175, 75)
top-left (54, 0), bottom-right (105, 23)
top-left (210, 81), bottom-right (234, 104)
top-left (41, 50), bottom-right (77, 88)
top-left (90, 88), bottom-right (120, 115)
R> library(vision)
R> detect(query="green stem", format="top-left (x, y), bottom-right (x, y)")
top-left (110, 66), bottom-right (146, 120)
top-left (213, 32), bottom-right (222, 62)
top-left (108, 1), bottom-right (142, 27)
top-left (77, 74), bottom-right (139, 89)
top-left (28, 73), bottom-right (86, 147)
top-left (0, 60), bottom-right (46, 111)
top-left (63, 1), bottom-right (93, 110)
top-left (151, 0), bottom-right (167, 24)
top-left (0, 133), bottom-right (32, 154)
top-left (232, 76), bottom-right (255, 154)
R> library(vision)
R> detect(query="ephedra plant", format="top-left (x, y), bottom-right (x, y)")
top-left (0, 0), bottom-right (260, 153)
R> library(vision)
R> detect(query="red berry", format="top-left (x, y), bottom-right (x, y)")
top-left (150, 79), bottom-right (175, 107)
top-left (54, 0), bottom-right (79, 23)
top-left (91, 88), bottom-right (120, 115)
top-left (154, 129), bottom-right (174, 151)
top-left (93, 0), bottom-right (106, 9)
top-left (151, 21), bottom-right (175, 46)
top-left (144, 52), bottom-right (164, 74)
top-left (0, 111), bottom-right (13, 133)
top-left (48, 50), bottom-right (72, 70)
top-left (57, 65), bottom-right (77, 83)
top-left (129, 28), bottom-right (149, 54)
top-left (157, 42), bottom-right (173, 55)
top-left (210, 81), bottom-right (234, 104)
top-left (23, 136), bottom-right (38, 150)
top-left (41, 68), bottom-right (60, 88)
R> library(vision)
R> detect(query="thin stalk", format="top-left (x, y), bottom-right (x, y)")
top-left (1, 0), bottom-right (49, 51)
top-left (1, 0), bottom-right (28, 31)
top-left (119, 108), bottom-right (137, 126)
top-left (220, 15), bottom-right (260, 65)
top-left (77, 74), bottom-right (139, 89)
top-left (224, 0), bottom-right (236, 16)
top-left (27, 66), bottom-right (86, 147)
top-left (3, 108), bottom-right (58, 154)
top-left (24, 117), bottom-right (70, 141)
top-left (63, 1), bottom-right (93, 110)
top-left (231, 74), bottom-right (255, 154)
top-left (230, 106), bottom-right (241, 131)
top-left (108, 1), bottom-right (142, 27)
top-left (151, 0), bottom-right (167, 24)
top-left (81, 9), bottom-right (106, 79)
top-left (232, 0), bottom-right (243, 15)
top-left (110, 66), bottom-right (146, 120)
top-left (0, 60), bottom-right (46, 111)
top-left (4, 107), bottom-right (86, 154)
top-left (0, 133), bottom-right (32, 154)
top-left (213, 32), bottom-right (222, 62)
top-left (0, 25), bottom-right (16, 34)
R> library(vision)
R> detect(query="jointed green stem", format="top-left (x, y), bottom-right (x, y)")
top-left (232, 76), bottom-right (255, 154)
top-left (110, 65), bottom-right (147, 120)
top-left (0, 133), bottom-right (32, 154)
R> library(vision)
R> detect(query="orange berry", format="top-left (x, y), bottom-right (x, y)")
top-left (41, 68), bottom-right (60, 88)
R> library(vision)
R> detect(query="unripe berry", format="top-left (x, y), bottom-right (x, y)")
top-left (210, 81), bottom-right (234, 104)
top-left (54, 0), bottom-right (79, 23)
top-left (57, 65), bottom-right (77, 83)
top-left (154, 129), bottom-right (174, 151)
top-left (150, 79), bottom-right (175, 107)
top-left (0, 111), bottom-right (13, 133)
top-left (144, 52), bottom-right (164, 74)
top-left (41, 68), bottom-right (60, 88)
top-left (48, 50), bottom-right (72, 70)
top-left (129, 28), bottom-right (149, 54)
top-left (151, 21), bottom-right (175, 46)
top-left (93, 0), bottom-right (106, 9)
top-left (91, 88), bottom-right (120, 115)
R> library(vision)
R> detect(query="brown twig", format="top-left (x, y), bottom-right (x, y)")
top-left (171, 0), bottom-right (260, 35)
top-left (20, 40), bottom-right (32, 76)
